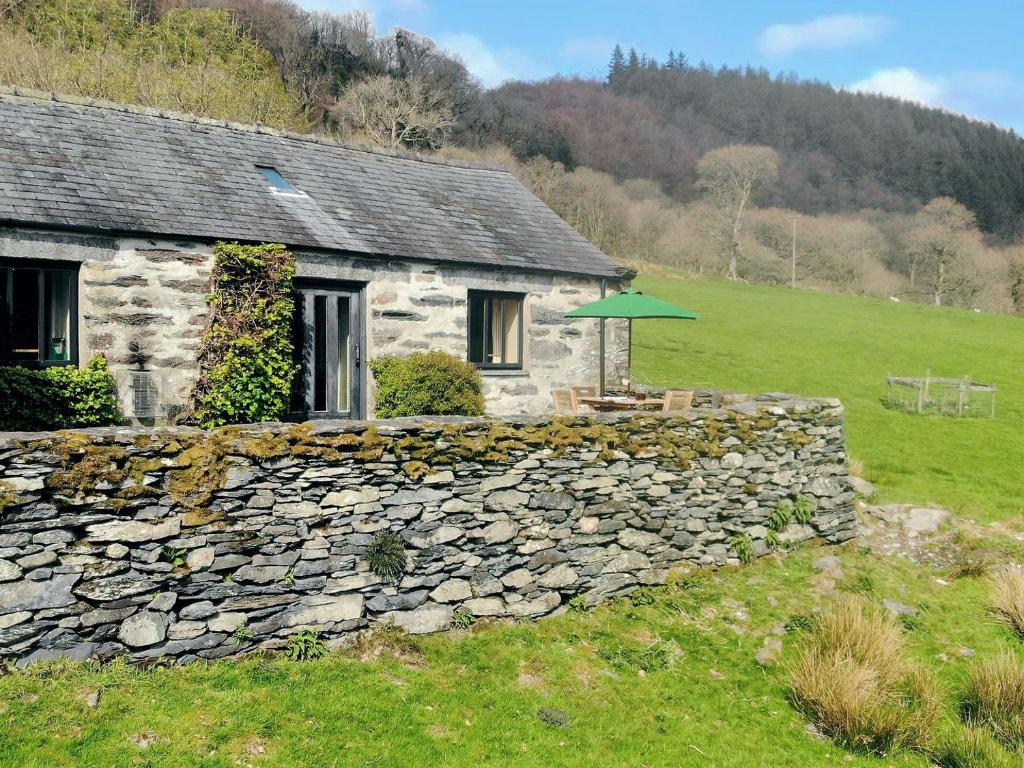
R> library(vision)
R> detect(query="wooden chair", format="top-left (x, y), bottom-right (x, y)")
top-left (552, 389), bottom-right (578, 415)
top-left (572, 386), bottom-right (597, 411)
top-left (662, 389), bottom-right (694, 411)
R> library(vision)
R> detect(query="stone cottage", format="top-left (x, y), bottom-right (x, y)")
top-left (0, 88), bottom-right (629, 421)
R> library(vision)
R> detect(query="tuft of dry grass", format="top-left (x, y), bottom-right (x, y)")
top-left (933, 724), bottom-right (1016, 768)
top-left (961, 652), bottom-right (1024, 750)
top-left (991, 565), bottom-right (1024, 638)
top-left (789, 596), bottom-right (940, 754)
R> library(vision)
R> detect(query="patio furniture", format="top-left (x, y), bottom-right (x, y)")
top-left (572, 385), bottom-right (598, 410)
top-left (662, 390), bottom-right (694, 410)
top-left (552, 389), bottom-right (578, 415)
top-left (565, 289), bottom-right (697, 394)
top-left (577, 395), bottom-right (665, 412)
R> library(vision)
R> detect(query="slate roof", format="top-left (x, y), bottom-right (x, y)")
top-left (0, 89), bottom-right (619, 278)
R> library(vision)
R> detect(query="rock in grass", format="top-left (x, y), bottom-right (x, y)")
top-left (538, 707), bottom-right (571, 727)
top-left (849, 476), bottom-right (876, 497)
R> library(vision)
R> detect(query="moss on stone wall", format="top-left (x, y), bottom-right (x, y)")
top-left (21, 406), bottom-right (801, 510)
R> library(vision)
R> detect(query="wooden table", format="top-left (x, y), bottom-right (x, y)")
top-left (577, 396), bottom-right (665, 412)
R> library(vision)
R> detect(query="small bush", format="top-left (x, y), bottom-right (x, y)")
top-left (961, 653), bottom-right (1024, 750)
top-left (769, 500), bottom-right (793, 532)
top-left (0, 355), bottom-right (120, 431)
top-left (949, 551), bottom-right (992, 580)
top-left (789, 596), bottom-right (939, 754)
top-left (991, 566), bottom-right (1024, 639)
top-left (793, 496), bottom-right (814, 525)
top-left (934, 725), bottom-right (1016, 768)
top-left (451, 610), bottom-right (475, 629)
top-left (367, 531), bottom-right (407, 583)
top-left (567, 595), bottom-right (588, 614)
top-left (370, 350), bottom-right (485, 418)
top-left (286, 629), bottom-right (326, 661)
top-left (730, 533), bottom-right (754, 564)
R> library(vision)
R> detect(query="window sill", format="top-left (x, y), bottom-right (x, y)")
top-left (479, 368), bottom-right (530, 378)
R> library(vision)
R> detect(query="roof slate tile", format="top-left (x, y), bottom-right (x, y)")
top-left (0, 92), bottom-right (618, 278)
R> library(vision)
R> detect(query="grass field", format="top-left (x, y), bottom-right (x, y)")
top-left (3, 273), bottom-right (1024, 766)
top-left (4, 531), bottom-right (1024, 768)
top-left (632, 273), bottom-right (1024, 522)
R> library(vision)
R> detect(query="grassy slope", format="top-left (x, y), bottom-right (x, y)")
top-left (632, 273), bottom-right (1024, 522)
top-left (4, 540), bottom-right (1022, 767)
top-left (4, 274), bottom-right (1024, 766)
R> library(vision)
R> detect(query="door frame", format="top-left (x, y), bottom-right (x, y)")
top-left (293, 279), bottom-right (367, 420)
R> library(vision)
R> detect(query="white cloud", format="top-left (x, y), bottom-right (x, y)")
top-left (758, 14), bottom-right (891, 56)
top-left (848, 67), bottom-right (1024, 131)
top-left (436, 32), bottom-right (538, 87)
top-left (849, 67), bottom-right (946, 106)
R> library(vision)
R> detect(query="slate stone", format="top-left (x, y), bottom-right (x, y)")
top-left (0, 573), bottom-right (79, 611)
top-left (118, 611), bottom-right (169, 648)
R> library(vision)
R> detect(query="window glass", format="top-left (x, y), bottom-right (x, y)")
top-left (467, 291), bottom-right (523, 368)
top-left (1, 264), bottom-right (77, 365)
top-left (11, 269), bottom-right (40, 361)
top-left (257, 166), bottom-right (300, 194)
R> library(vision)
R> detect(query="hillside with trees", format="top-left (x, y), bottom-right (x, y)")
top-left (2, 0), bottom-right (1024, 313)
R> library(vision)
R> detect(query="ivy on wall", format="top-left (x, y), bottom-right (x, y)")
top-left (186, 242), bottom-right (298, 428)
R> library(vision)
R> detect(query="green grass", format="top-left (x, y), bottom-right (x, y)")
top-left (4, 537), bottom-right (1022, 767)
top-left (632, 274), bottom-right (1024, 521)
top-left (4, 274), bottom-right (1024, 765)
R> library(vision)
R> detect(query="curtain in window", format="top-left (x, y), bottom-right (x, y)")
top-left (489, 298), bottom-right (502, 363)
top-left (501, 298), bottom-right (520, 364)
top-left (45, 271), bottom-right (71, 361)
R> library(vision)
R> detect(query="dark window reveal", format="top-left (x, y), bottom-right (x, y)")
top-left (467, 290), bottom-right (524, 369)
top-left (0, 262), bottom-right (78, 366)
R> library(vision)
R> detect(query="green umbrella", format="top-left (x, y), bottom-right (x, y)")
top-left (565, 289), bottom-right (697, 393)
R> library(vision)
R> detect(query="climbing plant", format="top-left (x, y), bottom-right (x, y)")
top-left (187, 242), bottom-right (298, 428)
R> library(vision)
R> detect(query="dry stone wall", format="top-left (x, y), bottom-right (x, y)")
top-left (0, 396), bottom-right (855, 665)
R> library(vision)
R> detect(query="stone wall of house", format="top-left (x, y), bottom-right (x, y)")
top-left (0, 396), bottom-right (855, 665)
top-left (0, 228), bottom-right (213, 422)
top-left (296, 250), bottom-right (629, 416)
top-left (1, 227), bottom-right (628, 419)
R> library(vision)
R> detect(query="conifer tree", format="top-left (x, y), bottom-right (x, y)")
top-left (607, 44), bottom-right (625, 82)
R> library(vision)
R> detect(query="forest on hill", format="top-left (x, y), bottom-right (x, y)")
top-left (2, 0), bottom-right (1024, 313)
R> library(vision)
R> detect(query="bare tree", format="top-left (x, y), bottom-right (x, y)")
top-left (332, 74), bottom-right (454, 151)
top-left (906, 197), bottom-right (982, 306)
top-left (696, 144), bottom-right (780, 280)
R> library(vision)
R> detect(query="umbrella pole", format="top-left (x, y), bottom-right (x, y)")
top-left (599, 317), bottom-right (606, 396)
top-left (627, 317), bottom-right (632, 393)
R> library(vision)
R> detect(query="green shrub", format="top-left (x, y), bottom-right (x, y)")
top-left (370, 350), bottom-right (485, 418)
top-left (286, 629), bottom-right (326, 661)
top-left (0, 355), bottom-right (120, 431)
top-left (769, 500), bottom-right (793, 532)
top-left (730, 533), bottom-right (754, 564)
top-left (189, 242), bottom-right (297, 428)
top-left (793, 496), bottom-right (814, 524)
top-left (367, 531), bottom-right (407, 583)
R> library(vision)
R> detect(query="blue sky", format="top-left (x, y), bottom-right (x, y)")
top-left (308, 0), bottom-right (1024, 132)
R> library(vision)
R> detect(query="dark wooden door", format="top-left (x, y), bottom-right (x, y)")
top-left (295, 284), bottom-right (363, 419)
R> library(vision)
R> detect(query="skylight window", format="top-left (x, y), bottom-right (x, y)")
top-left (257, 166), bottom-right (301, 194)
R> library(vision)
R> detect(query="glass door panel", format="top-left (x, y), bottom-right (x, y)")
top-left (298, 286), bottom-right (361, 418)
